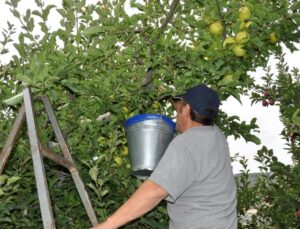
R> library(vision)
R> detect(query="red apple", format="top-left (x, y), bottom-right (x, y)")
top-left (269, 98), bottom-right (275, 105)
top-left (296, 209), bottom-right (300, 219)
top-left (263, 90), bottom-right (270, 97)
top-left (262, 99), bottom-right (269, 107)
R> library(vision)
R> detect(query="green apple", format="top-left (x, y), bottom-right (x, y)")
top-left (235, 31), bottom-right (250, 44)
top-left (209, 21), bottom-right (224, 35)
top-left (222, 74), bottom-right (234, 84)
top-left (114, 156), bottom-right (123, 166)
top-left (239, 20), bottom-right (253, 30)
top-left (245, 21), bottom-right (253, 28)
top-left (223, 37), bottom-right (236, 48)
top-left (232, 45), bottom-right (246, 57)
top-left (239, 6), bottom-right (251, 20)
top-left (269, 32), bottom-right (279, 44)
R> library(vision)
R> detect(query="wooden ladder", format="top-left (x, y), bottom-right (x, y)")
top-left (0, 88), bottom-right (98, 228)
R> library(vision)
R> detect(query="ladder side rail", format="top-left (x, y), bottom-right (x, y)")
top-left (24, 88), bottom-right (56, 229)
top-left (0, 104), bottom-right (25, 174)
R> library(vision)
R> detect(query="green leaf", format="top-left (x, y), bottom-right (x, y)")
top-left (245, 135), bottom-right (261, 145)
top-left (61, 79), bottom-right (82, 95)
top-left (10, 0), bottom-right (20, 8)
top-left (32, 10), bottom-right (42, 18)
top-left (100, 189), bottom-right (109, 197)
top-left (16, 73), bottom-right (33, 85)
top-left (24, 9), bottom-right (31, 22)
top-left (0, 48), bottom-right (9, 55)
top-left (28, 18), bottom-right (34, 32)
top-left (83, 26), bottom-right (104, 37)
top-left (0, 217), bottom-right (12, 222)
top-left (13, 43), bottom-right (26, 57)
top-left (10, 9), bottom-right (20, 18)
top-left (291, 13), bottom-right (300, 25)
top-left (2, 92), bottom-right (23, 106)
top-left (290, 2), bottom-right (300, 11)
top-left (7, 176), bottom-right (21, 185)
top-left (0, 175), bottom-right (9, 185)
top-left (89, 166), bottom-right (98, 181)
top-left (292, 108), bottom-right (300, 125)
top-left (87, 183), bottom-right (99, 195)
top-left (43, 4), bottom-right (56, 20)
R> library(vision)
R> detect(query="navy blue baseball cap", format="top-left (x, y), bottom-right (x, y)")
top-left (172, 84), bottom-right (220, 119)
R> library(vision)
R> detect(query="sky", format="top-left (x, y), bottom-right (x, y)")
top-left (0, 0), bottom-right (299, 174)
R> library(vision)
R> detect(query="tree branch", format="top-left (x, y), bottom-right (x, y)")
top-left (158, 0), bottom-right (180, 35)
top-left (215, 0), bottom-right (226, 40)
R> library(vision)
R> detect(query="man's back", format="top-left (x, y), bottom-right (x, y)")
top-left (149, 125), bottom-right (237, 229)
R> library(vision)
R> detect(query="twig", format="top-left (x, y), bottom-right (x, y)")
top-left (215, 0), bottom-right (226, 40)
top-left (158, 0), bottom-right (180, 35)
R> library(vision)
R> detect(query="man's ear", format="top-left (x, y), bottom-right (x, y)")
top-left (183, 103), bottom-right (191, 116)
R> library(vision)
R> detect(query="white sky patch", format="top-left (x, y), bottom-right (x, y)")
top-left (222, 44), bottom-right (300, 174)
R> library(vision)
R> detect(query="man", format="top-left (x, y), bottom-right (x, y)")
top-left (92, 84), bottom-right (237, 229)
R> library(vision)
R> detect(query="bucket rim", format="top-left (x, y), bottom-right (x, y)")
top-left (124, 114), bottom-right (176, 130)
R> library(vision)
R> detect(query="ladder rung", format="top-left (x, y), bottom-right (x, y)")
top-left (41, 147), bottom-right (75, 171)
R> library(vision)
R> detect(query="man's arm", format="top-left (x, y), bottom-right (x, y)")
top-left (91, 180), bottom-right (168, 229)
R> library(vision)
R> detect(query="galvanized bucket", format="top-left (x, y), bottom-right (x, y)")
top-left (124, 114), bottom-right (176, 179)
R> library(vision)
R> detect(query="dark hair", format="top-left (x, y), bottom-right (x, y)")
top-left (190, 108), bottom-right (215, 126)
top-left (181, 100), bottom-right (215, 126)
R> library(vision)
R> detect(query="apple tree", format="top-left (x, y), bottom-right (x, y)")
top-left (245, 54), bottom-right (300, 228)
top-left (0, 0), bottom-right (299, 228)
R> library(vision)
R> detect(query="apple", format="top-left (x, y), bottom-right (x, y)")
top-left (245, 21), bottom-right (253, 28)
top-left (122, 147), bottom-right (129, 156)
top-left (223, 37), bottom-right (236, 47)
top-left (239, 6), bottom-right (252, 20)
top-left (232, 45), bottom-right (246, 57)
top-left (239, 20), bottom-right (253, 30)
top-left (269, 32), bottom-right (279, 44)
top-left (268, 98), bottom-right (275, 105)
top-left (114, 156), bottom-right (123, 166)
top-left (296, 209), bottom-right (300, 219)
top-left (209, 21), bottom-right (224, 36)
top-left (222, 74), bottom-right (234, 84)
top-left (235, 31), bottom-right (250, 44)
top-left (262, 99), bottom-right (269, 107)
top-left (263, 90), bottom-right (270, 97)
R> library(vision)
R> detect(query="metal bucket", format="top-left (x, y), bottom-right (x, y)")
top-left (124, 114), bottom-right (176, 179)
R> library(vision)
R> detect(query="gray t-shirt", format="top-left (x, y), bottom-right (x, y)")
top-left (148, 125), bottom-right (237, 229)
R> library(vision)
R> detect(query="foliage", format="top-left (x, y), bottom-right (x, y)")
top-left (0, 0), bottom-right (299, 228)
top-left (248, 55), bottom-right (300, 228)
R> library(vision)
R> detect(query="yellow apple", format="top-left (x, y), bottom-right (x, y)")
top-left (152, 102), bottom-right (160, 109)
top-left (223, 74), bottom-right (234, 82)
top-left (232, 45), bottom-right (246, 57)
top-left (209, 21), bottom-right (224, 36)
top-left (245, 21), bottom-right (253, 28)
top-left (269, 32), bottom-right (279, 44)
top-left (239, 6), bottom-right (251, 20)
top-left (223, 37), bottom-right (236, 47)
top-left (235, 31), bottom-right (250, 44)
top-left (239, 20), bottom-right (253, 30)
top-left (122, 147), bottom-right (129, 156)
top-left (114, 156), bottom-right (123, 166)
top-left (220, 74), bottom-right (234, 84)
